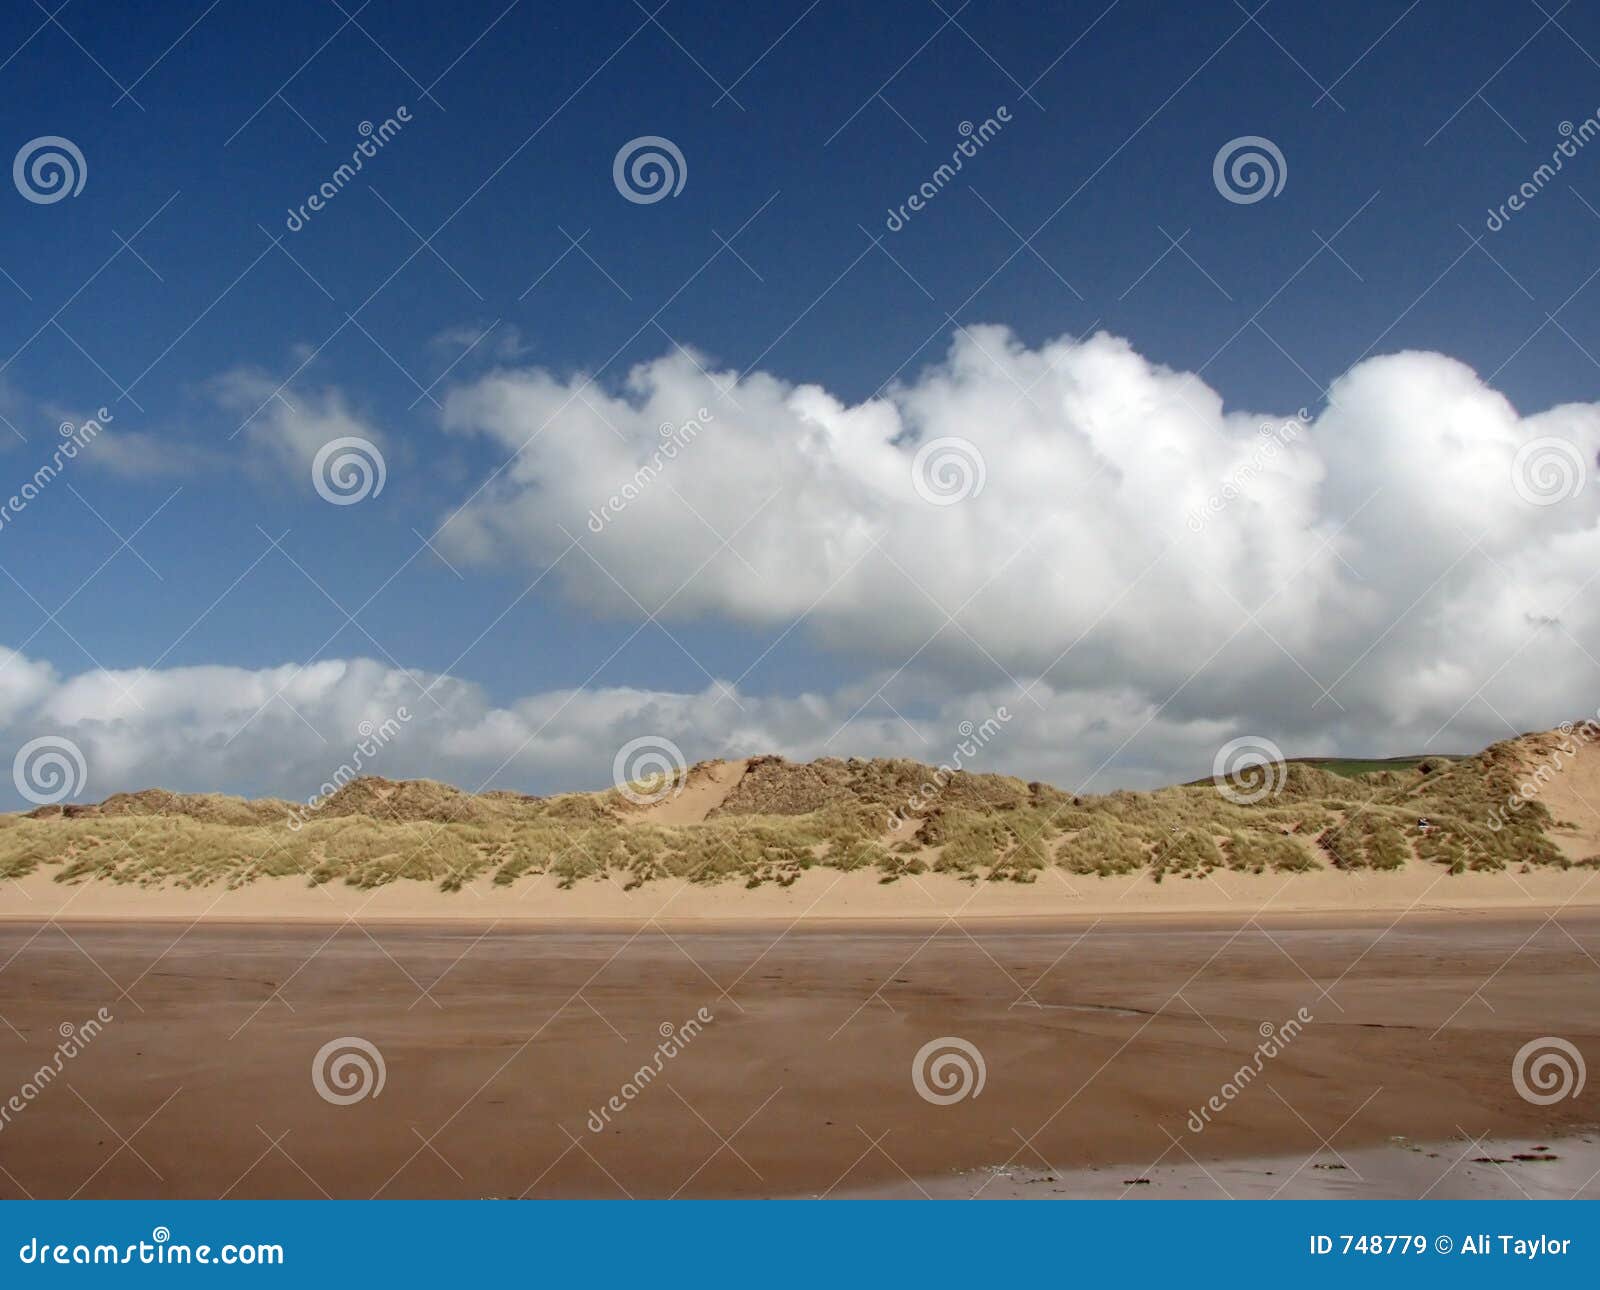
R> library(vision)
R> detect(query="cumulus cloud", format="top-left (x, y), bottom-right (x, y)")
top-left (0, 644), bottom-right (1289, 809)
top-left (6, 329), bottom-right (1595, 805)
top-left (1, 632), bottom-right (1589, 809)
top-left (435, 328), bottom-right (1600, 759)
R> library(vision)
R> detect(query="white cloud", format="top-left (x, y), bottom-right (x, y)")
top-left (435, 329), bottom-right (1600, 755)
top-left (6, 329), bottom-right (1595, 806)
top-left (0, 648), bottom-right (54, 728)
top-left (211, 369), bottom-right (386, 482)
top-left (428, 321), bottom-right (533, 363)
top-left (78, 428), bottom-right (205, 478)
top-left (3, 629), bottom-right (1587, 810)
top-left (1, 390), bottom-right (206, 479)
top-left (0, 645), bottom-right (1301, 808)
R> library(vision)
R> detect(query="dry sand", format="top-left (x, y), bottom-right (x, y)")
top-left (7, 863), bottom-right (1600, 923)
top-left (629, 756), bottom-right (750, 825)
top-left (0, 909), bottom-right (1595, 1198)
top-left (1522, 731), bottom-right (1600, 863)
top-left (6, 735), bottom-right (1599, 1199)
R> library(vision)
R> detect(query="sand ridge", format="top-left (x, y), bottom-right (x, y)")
top-left (4, 727), bottom-right (1597, 906)
top-left (624, 757), bottom-right (751, 826)
top-left (1509, 726), bottom-right (1600, 862)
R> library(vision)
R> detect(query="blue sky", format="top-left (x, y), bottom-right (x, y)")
top-left (3, 0), bottom-right (1600, 805)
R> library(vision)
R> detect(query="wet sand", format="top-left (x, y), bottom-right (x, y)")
top-left (862, 1137), bottom-right (1600, 1199)
top-left (0, 910), bottom-right (1596, 1198)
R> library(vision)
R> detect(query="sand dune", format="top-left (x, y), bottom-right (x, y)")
top-left (1509, 727), bottom-right (1600, 862)
top-left (5, 735), bottom-right (1597, 1201)
top-left (3, 726), bottom-right (1597, 917)
top-left (625, 757), bottom-right (750, 826)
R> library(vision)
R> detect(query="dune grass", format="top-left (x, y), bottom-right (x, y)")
top-left (0, 737), bottom-right (1587, 893)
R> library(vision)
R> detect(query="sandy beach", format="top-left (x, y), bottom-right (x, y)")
top-left (858, 1135), bottom-right (1600, 1199)
top-left (0, 905), bottom-right (1594, 1198)
top-left (6, 863), bottom-right (1600, 923)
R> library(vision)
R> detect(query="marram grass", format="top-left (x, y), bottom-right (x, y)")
top-left (0, 739), bottom-right (1587, 893)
